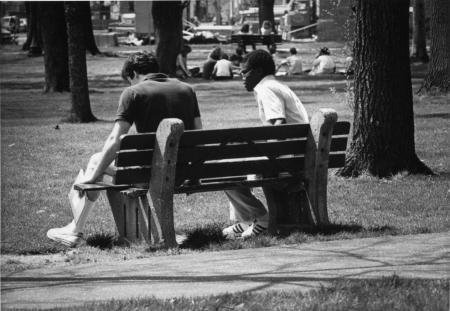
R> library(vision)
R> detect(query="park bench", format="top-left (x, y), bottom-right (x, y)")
top-left (75, 109), bottom-right (350, 248)
top-left (231, 34), bottom-right (282, 51)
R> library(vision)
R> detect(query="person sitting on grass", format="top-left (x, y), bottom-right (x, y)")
top-left (276, 47), bottom-right (303, 76)
top-left (309, 47), bottom-right (336, 75)
top-left (202, 47), bottom-right (222, 80)
top-left (47, 51), bottom-right (203, 247)
top-left (212, 53), bottom-right (234, 80)
top-left (222, 49), bottom-right (309, 239)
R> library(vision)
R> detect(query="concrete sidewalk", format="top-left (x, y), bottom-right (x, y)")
top-left (2, 232), bottom-right (449, 309)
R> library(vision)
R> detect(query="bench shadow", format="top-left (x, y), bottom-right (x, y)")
top-left (83, 223), bottom-right (399, 251)
top-left (85, 233), bottom-right (115, 250)
top-left (179, 224), bottom-right (227, 250)
top-left (178, 223), bottom-right (398, 250)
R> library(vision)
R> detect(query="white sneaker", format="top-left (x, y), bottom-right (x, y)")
top-left (241, 218), bottom-right (268, 239)
top-left (47, 223), bottom-right (83, 247)
top-left (222, 222), bottom-right (250, 239)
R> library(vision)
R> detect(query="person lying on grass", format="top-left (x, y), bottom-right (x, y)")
top-left (47, 51), bottom-right (203, 247)
top-left (222, 49), bottom-right (309, 239)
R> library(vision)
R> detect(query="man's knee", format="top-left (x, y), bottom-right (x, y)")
top-left (88, 152), bottom-right (103, 167)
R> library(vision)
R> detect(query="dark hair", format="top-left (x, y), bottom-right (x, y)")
top-left (319, 47), bottom-right (330, 56)
top-left (209, 47), bottom-right (222, 60)
top-left (241, 24), bottom-right (250, 33)
top-left (290, 47), bottom-right (297, 55)
top-left (243, 49), bottom-right (275, 76)
top-left (221, 53), bottom-right (229, 60)
top-left (121, 51), bottom-right (159, 81)
top-left (235, 47), bottom-right (244, 56)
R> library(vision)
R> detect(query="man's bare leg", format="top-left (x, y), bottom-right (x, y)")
top-left (47, 153), bottom-right (115, 247)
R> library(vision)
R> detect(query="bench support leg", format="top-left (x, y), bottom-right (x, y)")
top-left (106, 189), bottom-right (127, 243)
top-left (308, 109), bottom-right (338, 225)
top-left (148, 119), bottom-right (184, 249)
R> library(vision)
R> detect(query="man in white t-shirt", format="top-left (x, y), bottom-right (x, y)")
top-left (222, 49), bottom-right (309, 239)
top-left (212, 53), bottom-right (234, 80)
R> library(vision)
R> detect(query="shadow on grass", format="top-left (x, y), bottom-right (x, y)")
top-left (281, 223), bottom-right (397, 236)
top-left (177, 223), bottom-right (400, 251)
top-left (415, 113), bottom-right (450, 119)
top-left (86, 233), bottom-right (115, 250)
top-left (180, 223), bottom-right (227, 250)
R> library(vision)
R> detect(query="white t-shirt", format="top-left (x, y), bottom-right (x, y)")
top-left (213, 59), bottom-right (233, 77)
top-left (253, 75), bottom-right (309, 125)
top-left (311, 55), bottom-right (335, 74)
top-left (285, 55), bottom-right (303, 75)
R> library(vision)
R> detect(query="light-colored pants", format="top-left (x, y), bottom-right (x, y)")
top-left (225, 188), bottom-right (267, 222)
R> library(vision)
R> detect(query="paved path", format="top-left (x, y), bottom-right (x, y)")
top-left (2, 233), bottom-right (449, 309)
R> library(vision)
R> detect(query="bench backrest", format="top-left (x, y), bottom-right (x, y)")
top-left (113, 121), bottom-right (350, 187)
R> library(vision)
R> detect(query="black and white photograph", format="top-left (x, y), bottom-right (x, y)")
top-left (1, 0), bottom-right (449, 309)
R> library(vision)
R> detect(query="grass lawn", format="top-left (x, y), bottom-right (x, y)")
top-left (39, 276), bottom-right (450, 311)
top-left (1, 42), bottom-right (449, 268)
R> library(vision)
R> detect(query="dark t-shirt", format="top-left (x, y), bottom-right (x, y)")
top-left (115, 73), bottom-right (201, 133)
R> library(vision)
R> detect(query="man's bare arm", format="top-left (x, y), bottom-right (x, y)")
top-left (81, 121), bottom-right (131, 183)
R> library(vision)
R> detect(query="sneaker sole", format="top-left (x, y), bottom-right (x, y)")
top-left (47, 232), bottom-right (82, 247)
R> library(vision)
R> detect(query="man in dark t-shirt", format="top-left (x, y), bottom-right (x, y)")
top-left (116, 73), bottom-right (200, 132)
top-left (47, 52), bottom-right (202, 247)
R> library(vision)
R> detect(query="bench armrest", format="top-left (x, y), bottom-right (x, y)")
top-left (74, 182), bottom-right (131, 193)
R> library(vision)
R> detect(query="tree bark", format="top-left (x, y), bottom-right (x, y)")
top-left (258, 0), bottom-right (275, 32)
top-left (152, 1), bottom-right (183, 76)
top-left (419, 0), bottom-right (450, 93)
top-left (214, 0), bottom-right (222, 25)
top-left (80, 1), bottom-right (101, 56)
top-left (39, 2), bottom-right (70, 92)
top-left (65, 2), bottom-right (97, 123)
top-left (23, 2), bottom-right (43, 56)
top-left (339, 0), bottom-right (433, 178)
top-left (412, 0), bottom-right (428, 62)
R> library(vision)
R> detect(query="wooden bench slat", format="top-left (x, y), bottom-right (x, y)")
top-left (175, 175), bottom-right (302, 194)
top-left (120, 133), bottom-right (157, 150)
top-left (231, 34), bottom-right (282, 43)
top-left (332, 121), bottom-right (351, 135)
top-left (179, 139), bottom-right (307, 162)
top-left (328, 153), bottom-right (346, 168)
top-left (115, 139), bottom-right (307, 167)
top-left (114, 157), bottom-right (306, 184)
top-left (116, 149), bottom-right (155, 167)
top-left (330, 137), bottom-right (348, 152)
top-left (180, 124), bottom-right (310, 146)
top-left (74, 182), bottom-right (131, 193)
top-left (176, 156), bottom-right (306, 181)
top-left (118, 124), bottom-right (310, 150)
top-left (114, 167), bottom-right (152, 185)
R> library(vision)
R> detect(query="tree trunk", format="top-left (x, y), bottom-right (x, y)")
top-left (65, 2), bottom-right (97, 123)
top-left (258, 0), bottom-right (275, 32)
top-left (80, 1), bottom-right (101, 56)
top-left (214, 0), bottom-right (222, 25)
top-left (339, 0), bottom-right (433, 178)
top-left (194, 1), bottom-right (208, 22)
top-left (152, 1), bottom-right (183, 76)
top-left (419, 0), bottom-right (450, 93)
top-left (412, 0), bottom-right (428, 62)
top-left (39, 2), bottom-right (70, 92)
top-left (23, 2), bottom-right (42, 56)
